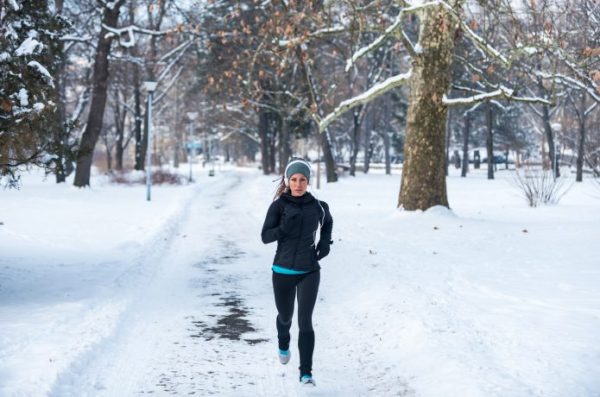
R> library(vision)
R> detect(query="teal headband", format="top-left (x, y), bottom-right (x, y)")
top-left (285, 160), bottom-right (311, 181)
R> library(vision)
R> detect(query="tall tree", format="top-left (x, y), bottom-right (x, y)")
top-left (73, 0), bottom-right (126, 187)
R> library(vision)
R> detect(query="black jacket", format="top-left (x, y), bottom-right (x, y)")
top-left (261, 192), bottom-right (333, 272)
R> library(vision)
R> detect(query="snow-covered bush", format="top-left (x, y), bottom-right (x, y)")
top-left (513, 165), bottom-right (571, 207)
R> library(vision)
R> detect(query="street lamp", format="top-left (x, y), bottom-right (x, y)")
top-left (186, 111), bottom-right (198, 183)
top-left (144, 80), bottom-right (158, 201)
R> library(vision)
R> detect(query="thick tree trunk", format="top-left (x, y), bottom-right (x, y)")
top-left (398, 3), bottom-right (457, 210)
top-left (485, 101), bottom-right (494, 180)
top-left (461, 112), bottom-right (470, 177)
top-left (73, 1), bottom-right (124, 186)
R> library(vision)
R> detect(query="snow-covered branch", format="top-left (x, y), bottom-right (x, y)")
top-left (154, 65), bottom-right (184, 105)
top-left (345, 2), bottom-right (436, 72)
top-left (451, 12), bottom-right (509, 66)
top-left (536, 71), bottom-right (600, 103)
top-left (585, 101), bottom-right (598, 117)
top-left (68, 87), bottom-right (91, 130)
top-left (443, 86), bottom-right (553, 106)
top-left (316, 69), bottom-right (412, 132)
top-left (159, 39), bottom-right (194, 63)
top-left (60, 35), bottom-right (93, 43)
top-left (102, 24), bottom-right (171, 48)
top-left (155, 39), bottom-right (193, 84)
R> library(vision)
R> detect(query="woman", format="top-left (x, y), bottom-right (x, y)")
top-left (261, 158), bottom-right (333, 386)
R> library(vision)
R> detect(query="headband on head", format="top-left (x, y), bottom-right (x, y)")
top-left (284, 159), bottom-right (311, 186)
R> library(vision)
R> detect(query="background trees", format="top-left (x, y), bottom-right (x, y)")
top-left (2, 0), bottom-right (598, 210)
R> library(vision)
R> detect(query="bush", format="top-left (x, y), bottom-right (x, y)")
top-left (513, 166), bottom-right (571, 207)
top-left (109, 169), bottom-right (185, 185)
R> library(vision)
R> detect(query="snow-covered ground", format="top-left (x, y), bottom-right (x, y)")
top-left (1, 165), bottom-right (599, 396)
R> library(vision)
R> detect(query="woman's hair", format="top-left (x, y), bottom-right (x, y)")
top-left (273, 175), bottom-right (288, 200)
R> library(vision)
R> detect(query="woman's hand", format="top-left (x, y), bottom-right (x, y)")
top-left (316, 240), bottom-right (330, 260)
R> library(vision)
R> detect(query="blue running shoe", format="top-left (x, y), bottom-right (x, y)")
top-left (278, 349), bottom-right (290, 365)
top-left (299, 374), bottom-right (316, 386)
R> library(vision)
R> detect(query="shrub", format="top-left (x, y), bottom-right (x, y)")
top-left (109, 169), bottom-right (185, 185)
top-left (513, 166), bottom-right (571, 207)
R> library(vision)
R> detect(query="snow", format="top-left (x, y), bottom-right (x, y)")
top-left (15, 32), bottom-right (42, 56)
top-left (1, 165), bottom-right (599, 396)
top-left (17, 88), bottom-right (28, 107)
top-left (7, 0), bottom-right (20, 11)
top-left (27, 61), bottom-right (54, 87)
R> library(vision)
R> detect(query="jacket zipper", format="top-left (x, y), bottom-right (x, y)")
top-left (291, 205), bottom-right (304, 269)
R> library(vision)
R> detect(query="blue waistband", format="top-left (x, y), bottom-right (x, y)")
top-left (272, 265), bottom-right (309, 275)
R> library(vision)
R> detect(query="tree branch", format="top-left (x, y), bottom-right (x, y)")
top-left (443, 85), bottom-right (553, 106)
top-left (316, 69), bottom-right (412, 132)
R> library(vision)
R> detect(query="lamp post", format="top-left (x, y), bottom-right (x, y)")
top-left (186, 111), bottom-right (198, 183)
top-left (144, 81), bottom-right (158, 201)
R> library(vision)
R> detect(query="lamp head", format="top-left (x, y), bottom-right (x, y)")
top-left (144, 81), bottom-right (158, 92)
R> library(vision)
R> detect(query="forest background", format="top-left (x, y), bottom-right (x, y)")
top-left (1, 0), bottom-right (599, 209)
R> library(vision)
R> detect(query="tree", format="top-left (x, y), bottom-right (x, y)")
top-left (0, 0), bottom-right (67, 187)
top-left (314, 1), bottom-right (554, 210)
top-left (73, 0), bottom-right (126, 187)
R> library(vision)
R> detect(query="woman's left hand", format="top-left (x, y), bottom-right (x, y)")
top-left (316, 241), bottom-right (330, 260)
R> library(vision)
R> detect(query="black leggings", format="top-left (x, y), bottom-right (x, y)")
top-left (272, 270), bottom-right (320, 376)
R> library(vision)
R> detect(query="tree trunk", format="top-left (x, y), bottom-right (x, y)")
top-left (382, 132), bottom-right (391, 175)
top-left (52, 0), bottom-right (69, 183)
top-left (114, 88), bottom-right (126, 171)
top-left (486, 101), bottom-right (494, 180)
top-left (258, 108), bottom-right (271, 174)
top-left (538, 80), bottom-right (560, 178)
top-left (576, 93), bottom-right (586, 182)
top-left (279, 120), bottom-right (291, 174)
top-left (461, 112), bottom-right (470, 177)
top-left (133, 80), bottom-right (144, 170)
top-left (445, 107), bottom-right (452, 176)
top-left (349, 107), bottom-right (362, 176)
top-left (383, 97), bottom-right (392, 175)
top-left (398, 3), bottom-right (457, 210)
top-left (73, 1), bottom-right (124, 187)
top-left (320, 129), bottom-right (338, 183)
top-left (363, 110), bottom-right (373, 174)
top-left (105, 142), bottom-right (112, 171)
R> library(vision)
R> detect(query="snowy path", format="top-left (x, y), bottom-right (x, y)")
top-left (3, 168), bottom-right (599, 396)
top-left (47, 170), bottom-right (365, 396)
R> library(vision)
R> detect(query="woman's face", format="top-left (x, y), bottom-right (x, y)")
top-left (289, 173), bottom-right (308, 197)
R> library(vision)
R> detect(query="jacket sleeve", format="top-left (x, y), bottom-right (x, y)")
top-left (261, 200), bottom-right (283, 244)
top-left (319, 201), bottom-right (333, 244)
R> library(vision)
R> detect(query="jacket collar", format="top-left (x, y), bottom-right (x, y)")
top-left (281, 192), bottom-right (315, 204)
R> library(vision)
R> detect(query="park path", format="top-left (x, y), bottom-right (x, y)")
top-left (48, 170), bottom-right (364, 396)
